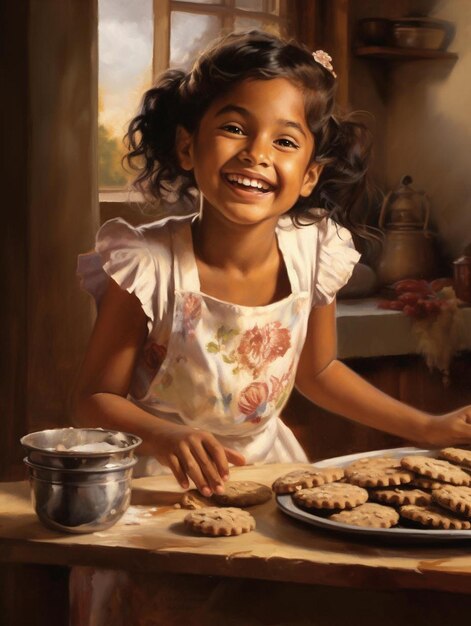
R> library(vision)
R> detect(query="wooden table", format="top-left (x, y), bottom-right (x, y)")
top-left (2, 463), bottom-right (471, 624)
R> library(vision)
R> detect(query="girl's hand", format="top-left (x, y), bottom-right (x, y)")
top-left (150, 423), bottom-right (246, 496)
top-left (425, 405), bottom-right (471, 447)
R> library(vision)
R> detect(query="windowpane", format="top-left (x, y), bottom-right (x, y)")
top-left (98, 0), bottom-right (153, 188)
top-left (235, 0), bottom-right (264, 10)
top-left (234, 16), bottom-right (280, 35)
top-left (170, 12), bottom-right (222, 71)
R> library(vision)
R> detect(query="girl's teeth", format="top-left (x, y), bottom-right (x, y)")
top-left (226, 174), bottom-right (270, 191)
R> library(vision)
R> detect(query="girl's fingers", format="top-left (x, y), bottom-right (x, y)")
top-left (202, 438), bottom-right (231, 482)
top-left (160, 430), bottom-right (247, 494)
top-left (167, 454), bottom-right (189, 490)
top-left (179, 446), bottom-right (212, 497)
top-left (224, 447), bottom-right (246, 467)
top-left (190, 440), bottom-right (226, 494)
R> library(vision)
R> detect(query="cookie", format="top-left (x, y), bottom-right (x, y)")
top-left (369, 487), bottom-right (432, 507)
top-left (293, 483), bottom-right (368, 510)
top-left (344, 457), bottom-right (414, 488)
top-left (400, 455), bottom-right (471, 486)
top-left (330, 503), bottom-right (399, 528)
top-left (410, 477), bottom-right (447, 490)
top-left (211, 481), bottom-right (272, 507)
top-left (184, 507), bottom-right (255, 536)
top-left (272, 467), bottom-right (344, 494)
top-left (400, 504), bottom-right (471, 530)
top-left (179, 490), bottom-right (212, 510)
top-left (346, 457), bottom-right (384, 472)
top-left (432, 485), bottom-right (471, 518)
top-left (438, 447), bottom-right (471, 469)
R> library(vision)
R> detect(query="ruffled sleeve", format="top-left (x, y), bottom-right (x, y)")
top-left (312, 217), bottom-right (361, 306)
top-left (77, 218), bottom-right (158, 333)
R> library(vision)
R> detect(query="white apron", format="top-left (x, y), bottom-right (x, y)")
top-left (78, 211), bottom-right (361, 476)
top-left (131, 219), bottom-right (311, 474)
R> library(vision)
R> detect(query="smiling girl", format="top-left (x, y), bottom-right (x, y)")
top-left (75, 30), bottom-right (471, 497)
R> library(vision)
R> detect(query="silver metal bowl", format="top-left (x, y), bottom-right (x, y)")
top-left (24, 457), bottom-right (137, 533)
top-left (21, 428), bottom-right (142, 469)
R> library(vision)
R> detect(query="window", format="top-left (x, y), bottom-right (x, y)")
top-left (98, 0), bottom-right (154, 189)
top-left (98, 0), bottom-right (291, 191)
top-left (158, 0), bottom-right (289, 74)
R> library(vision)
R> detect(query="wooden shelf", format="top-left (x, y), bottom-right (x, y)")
top-left (354, 46), bottom-right (458, 61)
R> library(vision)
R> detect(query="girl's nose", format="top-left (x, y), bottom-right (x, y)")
top-left (239, 137), bottom-right (272, 167)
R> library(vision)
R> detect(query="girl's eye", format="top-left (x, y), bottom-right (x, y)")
top-left (276, 138), bottom-right (299, 149)
top-left (221, 124), bottom-right (244, 135)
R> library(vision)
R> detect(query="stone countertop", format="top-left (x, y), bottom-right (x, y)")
top-left (336, 299), bottom-right (471, 359)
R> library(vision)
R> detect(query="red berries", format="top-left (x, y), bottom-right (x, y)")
top-left (393, 279), bottom-right (431, 294)
top-left (377, 278), bottom-right (452, 318)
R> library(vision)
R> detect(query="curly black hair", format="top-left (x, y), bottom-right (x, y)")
top-left (125, 30), bottom-right (375, 238)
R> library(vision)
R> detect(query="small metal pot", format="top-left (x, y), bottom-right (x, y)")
top-left (24, 457), bottom-right (137, 533)
top-left (21, 428), bottom-right (142, 470)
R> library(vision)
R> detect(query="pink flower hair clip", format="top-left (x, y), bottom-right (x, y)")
top-left (312, 50), bottom-right (337, 78)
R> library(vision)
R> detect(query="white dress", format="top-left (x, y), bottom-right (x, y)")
top-left (77, 211), bottom-right (360, 475)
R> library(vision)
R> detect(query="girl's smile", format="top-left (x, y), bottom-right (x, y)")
top-left (177, 78), bottom-right (322, 227)
top-left (221, 171), bottom-right (276, 202)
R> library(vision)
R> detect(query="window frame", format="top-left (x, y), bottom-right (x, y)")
top-left (153, 0), bottom-right (290, 78)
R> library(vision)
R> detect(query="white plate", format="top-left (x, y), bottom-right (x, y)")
top-left (276, 447), bottom-right (471, 542)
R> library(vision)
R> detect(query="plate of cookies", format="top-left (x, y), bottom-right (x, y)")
top-left (274, 447), bottom-right (471, 541)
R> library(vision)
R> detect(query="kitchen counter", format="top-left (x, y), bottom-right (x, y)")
top-left (336, 299), bottom-right (471, 359)
top-left (1, 462), bottom-right (471, 595)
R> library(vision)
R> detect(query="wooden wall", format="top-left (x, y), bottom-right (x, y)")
top-left (1, 0), bottom-right (30, 481)
top-left (0, 0), bottom-right (99, 481)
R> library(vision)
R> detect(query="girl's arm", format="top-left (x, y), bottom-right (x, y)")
top-left (295, 300), bottom-right (471, 447)
top-left (73, 279), bottom-right (244, 496)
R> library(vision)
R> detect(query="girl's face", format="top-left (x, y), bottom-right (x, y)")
top-left (177, 78), bottom-right (322, 227)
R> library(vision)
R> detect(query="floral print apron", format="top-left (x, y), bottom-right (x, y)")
top-left (79, 211), bottom-right (360, 475)
top-left (131, 219), bottom-right (311, 472)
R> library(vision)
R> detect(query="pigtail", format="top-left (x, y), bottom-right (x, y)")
top-left (295, 113), bottom-right (376, 240)
top-left (124, 69), bottom-right (196, 202)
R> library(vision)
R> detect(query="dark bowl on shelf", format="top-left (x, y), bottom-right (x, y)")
top-left (391, 17), bottom-right (454, 50)
top-left (391, 25), bottom-right (447, 50)
top-left (358, 18), bottom-right (392, 46)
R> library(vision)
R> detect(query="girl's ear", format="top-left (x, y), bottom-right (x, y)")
top-left (175, 125), bottom-right (194, 171)
top-left (299, 162), bottom-right (324, 197)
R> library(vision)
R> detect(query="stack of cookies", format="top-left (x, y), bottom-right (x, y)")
top-left (272, 447), bottom-right (471, 531)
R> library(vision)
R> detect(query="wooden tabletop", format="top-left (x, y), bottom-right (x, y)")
top-left (1, 463), bottom-right (471, 594)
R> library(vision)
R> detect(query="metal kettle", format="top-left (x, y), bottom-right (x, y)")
top-left (376, 175), bottom-right (438, 286)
